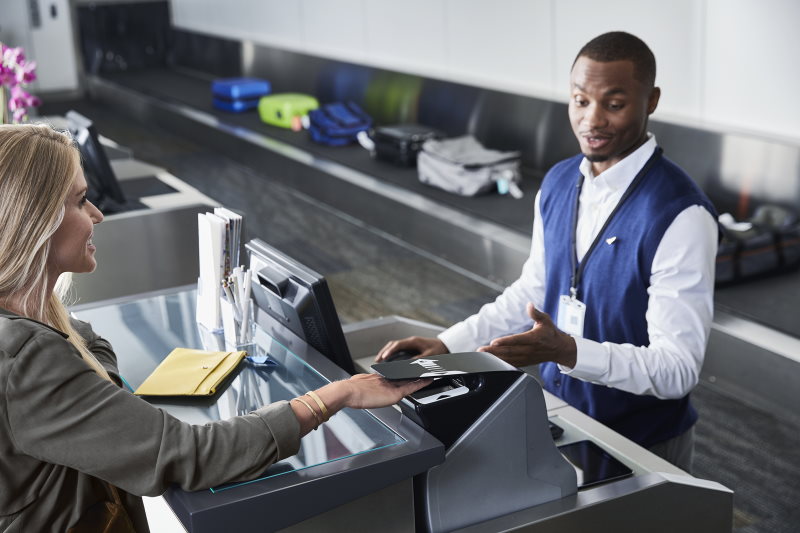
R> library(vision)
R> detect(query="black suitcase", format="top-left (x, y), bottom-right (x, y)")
top-left (370, 124), bottom-right (443, 166)
top-left (715, 205), bottom-right (800, 285)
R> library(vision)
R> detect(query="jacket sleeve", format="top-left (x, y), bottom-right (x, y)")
top-left (6, 330), bottom-right (301, 496)
top-left (69, 317), bottom-right (122, 386)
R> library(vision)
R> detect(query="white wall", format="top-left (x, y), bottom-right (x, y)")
top-left (704, 0), bottom-right (800, 142)
top-left (171, 0), bottom-right (800, 143)
top-left (0, 0), bottom-right (80, 92)
top-left (0, 1), bottom-right (36, 70)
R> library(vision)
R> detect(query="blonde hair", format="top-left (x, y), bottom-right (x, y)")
top-left (0, 123), bottom-right (111, 381)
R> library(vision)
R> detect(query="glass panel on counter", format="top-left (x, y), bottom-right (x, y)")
top-left (73, 288), bottom-right (405, 493)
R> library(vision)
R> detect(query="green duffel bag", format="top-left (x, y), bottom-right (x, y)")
top-left (258, 93), bottom-right (319, 130)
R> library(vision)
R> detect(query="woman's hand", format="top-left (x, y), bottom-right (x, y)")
top-left (339, 373), bottom-right (432, 409)
top-left (292, 374), bottom-right (432, 435)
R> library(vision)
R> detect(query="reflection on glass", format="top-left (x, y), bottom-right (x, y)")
top-left (73, 288), bottom-right (405, 493)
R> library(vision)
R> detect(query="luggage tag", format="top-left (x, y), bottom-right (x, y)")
top-left (557, 290), bottom-right (586, 338)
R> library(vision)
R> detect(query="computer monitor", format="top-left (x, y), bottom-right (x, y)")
top-left (66, 110), bottom-right (127, 213)
top-left (245, 239), bottom-right (356, 374)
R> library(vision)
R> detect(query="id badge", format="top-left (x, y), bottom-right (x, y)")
top-left (557, 295), bottom-right (586, 337)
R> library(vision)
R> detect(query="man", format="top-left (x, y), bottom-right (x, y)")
top-left (376, 31), bottom-right (718, 472)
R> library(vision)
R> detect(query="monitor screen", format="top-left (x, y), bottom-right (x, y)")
top-left (558, 440), bottom-right (633, 489)
top-left (245, 239), bottom-right (355, 374)
top-left (66, 110), bottom-right (127, 212)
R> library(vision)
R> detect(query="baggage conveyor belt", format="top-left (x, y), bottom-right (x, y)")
top-left (95, 68), bottom-right (540, 235)
top-left (715, 271), bottom-right (800, 339)
top-left (84, 67), bottom-right (800, 413)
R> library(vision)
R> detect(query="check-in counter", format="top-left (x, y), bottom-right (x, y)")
top-left (346, 317), bottom-right (734, 533)
top-left (74, 289), bottom-right (732, 532)
top-left (73, 286), bottom-right (443, 532)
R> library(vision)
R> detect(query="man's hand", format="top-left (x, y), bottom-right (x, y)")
top-left (375, 336), bottom-right (449, 362)
top-left (477, 303), bottom-right (577, 368)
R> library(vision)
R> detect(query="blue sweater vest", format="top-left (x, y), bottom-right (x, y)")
top-left (539, 150), bottom-right (716, 447)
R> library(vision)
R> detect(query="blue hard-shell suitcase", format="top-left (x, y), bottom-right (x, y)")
top-left (212, 78), bottom-right (271, 99)
top-left (212, 78), bottom-right (271, 112)
top-left (212, 97), bottom-right (261, 112)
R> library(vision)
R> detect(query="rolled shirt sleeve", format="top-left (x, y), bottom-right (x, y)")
top-left (437, 192), bottom-right (717, 401)
top-left (438, 191), bottom-right (547, 353)
top-left (559, 205), bottom-right (718, 399)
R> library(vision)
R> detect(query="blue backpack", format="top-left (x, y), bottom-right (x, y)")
top-left (308, 102), bottom-right (372, 146)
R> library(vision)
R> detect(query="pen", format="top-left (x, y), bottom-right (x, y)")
top-left (239, 269), bottom-right (252, 343)
top-left (236, 267), bottom-right (246, 302)
top-left (222, 281), bottom-right (242, 322)
top-left (231, 273), bottom-right (241, 308)
top-left (222, 280), bottom-right (234, 304)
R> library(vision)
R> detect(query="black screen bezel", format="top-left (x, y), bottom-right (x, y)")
top-left (246, 239), bottom-right (355, 374)
top-left (66, 110), bottom-right (127, 207)
top-left (558, 440), bottom-right (634, 489)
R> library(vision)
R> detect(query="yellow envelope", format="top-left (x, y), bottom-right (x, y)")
top-left (134, 348), bottom-right (246, 396)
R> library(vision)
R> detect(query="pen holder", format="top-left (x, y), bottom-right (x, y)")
top-left (220, 296), bottom-right (254, 349)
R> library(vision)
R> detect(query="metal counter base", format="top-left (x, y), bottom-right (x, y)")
top-left (145, 479), bottom-right (414, 533)
top-left (278, 479), bottom-right (413, 533)
top-left (344, 316), bottom-right (734, 532)
top-left (456, 472), bottom-right (731, 533)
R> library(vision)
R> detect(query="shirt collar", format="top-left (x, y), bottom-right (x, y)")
top-left (579, 134), bottom-right (658, 193)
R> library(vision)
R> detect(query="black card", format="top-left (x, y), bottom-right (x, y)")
top-left (372, 351), bottom-right (516, 380)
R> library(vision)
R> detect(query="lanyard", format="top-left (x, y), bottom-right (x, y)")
top-left (569, 147), bottom-right (663, 299)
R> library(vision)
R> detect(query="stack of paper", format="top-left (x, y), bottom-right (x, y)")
top-left (214, 207), bottom-right (242, 278)
top-left (196, 208), bottom-right (243, 331)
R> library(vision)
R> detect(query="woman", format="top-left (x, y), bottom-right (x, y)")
top-left (0, 124), bottom-right (429, 532)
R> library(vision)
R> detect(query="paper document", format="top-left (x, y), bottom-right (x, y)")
top-left (196, 212), bottom-right (226, 330)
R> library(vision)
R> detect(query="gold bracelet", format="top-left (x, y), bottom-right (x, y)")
top-left (306, 390), bottom-right (330, 421)
top-left (292, 397), bottom-right (321, 429)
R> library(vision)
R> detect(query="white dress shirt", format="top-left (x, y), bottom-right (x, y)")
top-left (438, 135), bottom-right (718, 400)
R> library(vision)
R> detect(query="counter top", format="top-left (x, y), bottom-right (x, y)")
top-left (73, 286), bottom-right (444, 532)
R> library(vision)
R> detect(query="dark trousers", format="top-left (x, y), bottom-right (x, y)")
top-left (648, 426), bottom-right (695, 473)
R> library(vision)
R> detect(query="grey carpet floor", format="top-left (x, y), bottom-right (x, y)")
top-left (41, 100), bottom-right (800, 533)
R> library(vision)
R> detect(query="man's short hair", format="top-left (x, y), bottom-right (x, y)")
top-left (573, 31), bottom-right (656, 88)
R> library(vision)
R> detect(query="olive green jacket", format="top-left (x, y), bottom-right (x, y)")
top-left (0, 309), bottom-right (300, 532)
